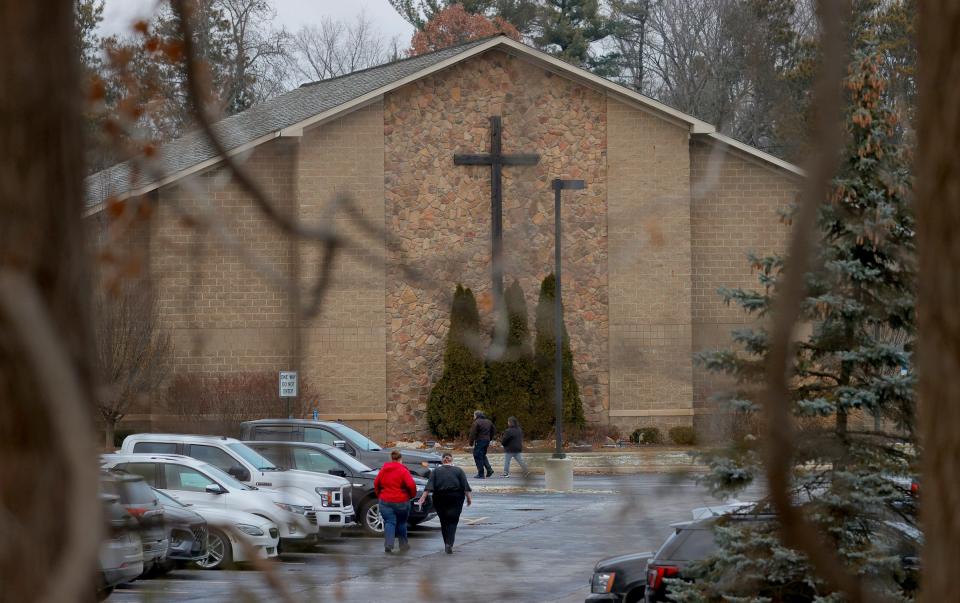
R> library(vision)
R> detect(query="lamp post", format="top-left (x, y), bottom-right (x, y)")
top-left (551, 178), bottom-right (585, 460)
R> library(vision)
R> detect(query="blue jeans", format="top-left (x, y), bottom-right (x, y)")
top-left (473, 439), bottom-right (493, 477)
top-left (379, 500), bottom-right (410, 549)
top-left (503, 452), bottom-right (528, 474)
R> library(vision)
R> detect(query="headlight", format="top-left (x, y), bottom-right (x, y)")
top-left (274, 502), bottom-right (310, 515)
top-left (236, 523), bottom-right (265, 536)
top-left (591, 571), bottom-right (616, 594)
top-left (315, 487), bottom-right (337, 507)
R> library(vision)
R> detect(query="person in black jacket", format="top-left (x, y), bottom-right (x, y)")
top-left (417, 452), bottom-right (471, 554)
top-left (499, 416), bottom-right (529, 478)
top-left (468, 410), bottom-right (495, 479)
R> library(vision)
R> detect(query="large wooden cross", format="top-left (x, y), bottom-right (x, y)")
top-left (454, 116), bottom-right (540, 298)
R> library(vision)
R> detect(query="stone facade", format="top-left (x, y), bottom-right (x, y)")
top-left (383, 50), bottom-right (609, 437)
top-left (116, 47), bottom-right (800, 442)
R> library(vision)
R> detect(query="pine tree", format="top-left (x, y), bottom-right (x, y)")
top-left (427, 285), bottom-right (487, 439)
top-left (675, 46), bottom-right (916, 601)
top-left (534, 0), bottom-right (618, 74)
top-left (486, 280), bottom-right (551, 437)
top-left (534, 274), bottom-right (586, 433)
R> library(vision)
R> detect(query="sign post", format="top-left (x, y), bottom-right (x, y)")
top-left (279, 371), bottom-right (298, 418)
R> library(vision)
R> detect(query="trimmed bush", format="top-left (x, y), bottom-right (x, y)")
top-left (668, 426), bottom-right (696, 445)
top-left (533, 274), bottom-right (585, 432)
top-left (427, 285), bottom-right (487, 439)
top-left (486, 280), bottom-right (552, 437)
top-left (630, 427), bottom-right (662, 445)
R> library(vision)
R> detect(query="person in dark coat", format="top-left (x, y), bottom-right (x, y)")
top-left (468, 410), bottom-right (495, 479)
top-left (499, 416), bottom-right (529, 478)
top-left (374, 450), bottom-right (417, 553)
top-left (417, 452), bottom-right (471, 554)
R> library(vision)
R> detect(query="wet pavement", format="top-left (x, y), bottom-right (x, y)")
top-left (109, 474), bottom-right (760, 603)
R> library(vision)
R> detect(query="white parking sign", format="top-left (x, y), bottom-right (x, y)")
top-left (279, 371), bottom-right (298, 397)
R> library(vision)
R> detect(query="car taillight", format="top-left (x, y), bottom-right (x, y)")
top-left (646, 565), bottom-right (679, 590)
top-left (910, 481), bottom-right (919, 497)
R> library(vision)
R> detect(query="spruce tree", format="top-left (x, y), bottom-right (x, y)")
top-left (673, 47), bottom-right (916, 601)
top-left (486, 280), bottom-right (551, 437)
top-left (427, 285), bottom-right (487, 439)
top-left (534, 274), bottom-right (586, 433)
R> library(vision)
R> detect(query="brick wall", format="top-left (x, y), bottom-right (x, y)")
top-left (606, 98), bottom-right (695, 434)
top-left (296, 102), bottom-right (388, 441)
top-left (147, 139), bottom-right (299, 424)
top-left (384, 50), bottom-right (609, 438)
top-left (689, 138), bottom-right (800, 439)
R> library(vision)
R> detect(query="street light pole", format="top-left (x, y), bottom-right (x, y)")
top-left (551, 178), bottom-right (585, 460)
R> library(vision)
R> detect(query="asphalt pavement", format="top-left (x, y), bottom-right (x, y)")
top-left (109, 474), bottom-right (760, 603)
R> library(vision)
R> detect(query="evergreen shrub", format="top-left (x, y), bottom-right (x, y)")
top-left (485, 280), bottom-right (552, 437)
top-left (533, 274), bottom-right (585, 431)
top-left (630, 427), bottom-right (662, 444)
top-left (667, 426), bottom-right (695, 445)
top-left (427, 285), bottom-right (486, 439)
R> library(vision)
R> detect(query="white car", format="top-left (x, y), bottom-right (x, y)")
top-left (120, 434), bottom-right (356, 534)
top-left (153, 489), bottom-right (279, 570)
top-left (101, 453), bottom-right (319, 546)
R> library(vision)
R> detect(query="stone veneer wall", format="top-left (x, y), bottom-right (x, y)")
top-left (606, 98), bottom-right (695, 434)
top-left (689, 138), bottom-right (800, 438)
top-left (383, 50), bottom-right (609, 438)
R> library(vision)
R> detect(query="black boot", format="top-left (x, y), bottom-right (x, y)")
top-left (445, 545), bottom-right (453, 554)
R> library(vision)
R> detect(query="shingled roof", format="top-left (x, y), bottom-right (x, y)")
top-left (84, 38), bottom-right (493, 210)
top-left (85, 35), bottom-right (802, 211)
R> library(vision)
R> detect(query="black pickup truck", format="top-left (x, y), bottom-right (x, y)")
top-left (240, 418), bottom-right (442, 477)
top-left (246, 440), bottom-right (436, 536)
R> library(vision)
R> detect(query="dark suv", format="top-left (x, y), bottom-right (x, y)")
top-left (246, 440), bottom-right (436, 536)
top-left (240, 419), bottom-right (442, 477)
top-left (100, 469), bottom-right (168, 574)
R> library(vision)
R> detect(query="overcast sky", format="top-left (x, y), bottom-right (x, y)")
top-left (99, 0), bottom-right (415, 41)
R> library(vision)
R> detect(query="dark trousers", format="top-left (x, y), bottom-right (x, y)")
top-left (379, 500), bottom-right (410, 549)
top-left (432, 492), bottom-right (465, 546)
top-left (473, 439), bottom-right (493, 477)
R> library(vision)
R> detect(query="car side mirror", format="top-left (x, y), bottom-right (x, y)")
top-left (328, 469), bottom-right (347, 477)
top-left (228, 466), bottom-right (251, 482)
top-left (205, 484), bottom-right (225, 495)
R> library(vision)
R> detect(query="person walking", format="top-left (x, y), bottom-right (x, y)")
top-left (499, 416), bottom-right (529, 478)
top-left (468, 410), bottom-right (495, 479)
top-left (417, 452), bottom-right (471, 554)
top-left (374, 450), bottom-right (417, 554)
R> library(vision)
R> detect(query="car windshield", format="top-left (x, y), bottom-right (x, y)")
top-left (332, 423), bottom-right (381, 451)
top-left (324, 446), bottom-right (373, 472)
top-left (153, 488), bottom-right (189, 507)
top-left (201, 462), bottom-right (255, 490)
top-left (227, 443), bottom-right (281, 471)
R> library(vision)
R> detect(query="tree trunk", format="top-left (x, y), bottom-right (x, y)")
top-left (105, 420), bottom-right (116, 450)
top-left (0, 1), bottom-right (98, 601)
top-left (916, 2), bottom-right (960, 600)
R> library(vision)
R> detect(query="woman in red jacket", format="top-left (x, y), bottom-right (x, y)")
top-left (374, 450), bottom-right (417, 553)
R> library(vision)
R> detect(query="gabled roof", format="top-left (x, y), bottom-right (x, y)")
top-left (84, 35), bottom-right (802, 212)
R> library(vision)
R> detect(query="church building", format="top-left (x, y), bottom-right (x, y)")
top-left (86, 36), bottom-right (803, 441)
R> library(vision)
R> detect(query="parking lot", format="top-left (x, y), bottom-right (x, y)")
top-left (109, 474), bottom-right (759, 602)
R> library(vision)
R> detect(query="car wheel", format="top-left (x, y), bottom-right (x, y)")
top-left (194, 528), bottom-right (233, 570)
top-left (360, 499), bottom-right (384, 536)
top-left (625, 586), bottom-right (646, 603)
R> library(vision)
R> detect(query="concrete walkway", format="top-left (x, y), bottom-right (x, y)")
top-left (451, 446), bottom-right (703, 476)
